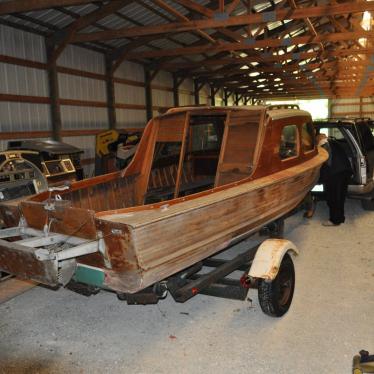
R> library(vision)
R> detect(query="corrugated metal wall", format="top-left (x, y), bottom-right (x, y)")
top-left (152, 70), bottom-right (173, 108)
top-left (331, 98), bottom-right (374, 118)
top-left (115, 60), bottom-right (147, 128)
top-left (0, 24), bottom-right (50, 133)
top-left (199, 84), bottom-right (210, 105)
top-left (0, 24), bottom-right (229, 176)
top-left (179, 79), bottom-right (194, 106)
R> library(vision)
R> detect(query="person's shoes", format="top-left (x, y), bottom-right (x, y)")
top-left (322, 220), bottom-right (340, 226)
top-left (303, 201), bottom-right (316, 219)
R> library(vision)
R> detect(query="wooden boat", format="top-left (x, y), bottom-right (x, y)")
top-left (0, 106), bottom-right (327, 294)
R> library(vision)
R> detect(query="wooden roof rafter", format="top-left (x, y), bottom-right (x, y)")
top-left (71, 2), bottom-right (374, 43)
top-left (46, 0), bottom-right (134, 65)
top-left (0, 0), bottom-right (373, 99)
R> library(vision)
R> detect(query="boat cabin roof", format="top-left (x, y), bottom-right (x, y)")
top-left (166, 105), bottom-right (311, 121)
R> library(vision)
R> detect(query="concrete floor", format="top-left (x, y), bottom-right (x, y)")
top-left (0, 200), bottom-right (373, 374)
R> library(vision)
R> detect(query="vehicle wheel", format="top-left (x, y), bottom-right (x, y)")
top-left (258, 253), bottom-right (295, 317)
top-left (361, 198), bottom-right (374, 211)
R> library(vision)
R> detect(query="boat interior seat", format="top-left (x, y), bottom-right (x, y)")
top-left (145, 162), bottom-right (214, 204)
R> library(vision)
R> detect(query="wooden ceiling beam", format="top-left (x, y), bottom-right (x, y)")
top-left (109, 2), bottom-right (198, 72)
top-left (0, 0), bottom-right (106, 16)
top-left (72, 2), bottom-right (374, 43)
top-left (225, 75), bottom-right (373, 89)
top-left (47, 0), bottom-right (133, 64)
top-left (226, 0), bottom-right (242, 15)
top-left (206, 64), bottom-right (368, 85)
top-left (126, 31), bottom-right (374, 60)
top-left (168, 46), bottom-right (374, 72)
top-left (153, 0), bottom-right (217, 44)
top-left (161, 24), bottom-right (347, 72)
top-left (213, 72), bottom-right (370, 90)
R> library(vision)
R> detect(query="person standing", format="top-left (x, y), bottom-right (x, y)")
top-left (317, 134), bottom-right (352, 226)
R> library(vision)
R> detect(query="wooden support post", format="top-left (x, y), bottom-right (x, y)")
top-left (223, 89), bottom-right (228, 106)
top-left (194, 80), bottom-right (200, 105)
top-left (105, 56), bottom-right (116, 129)
top-left (234, 93), bottom-right (239, 106)
top-left (173, 74), bottom-right (179, 107)
top-left (46, 43), bottom-right (62, 141)
top-left (210, 85), bottom-right (216, 106)
top-left (144, 67), bottom-right (153, 121)
top-left (327, 98), bottom-right (332, 118)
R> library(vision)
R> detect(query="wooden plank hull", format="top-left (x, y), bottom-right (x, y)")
top-left (0, 106), bottom-right (328, 293)
top-left (98, 150), bottom-right (326, 293)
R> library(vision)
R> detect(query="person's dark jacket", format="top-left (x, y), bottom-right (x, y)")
top-left (319, 139), bottom-right (352, 183)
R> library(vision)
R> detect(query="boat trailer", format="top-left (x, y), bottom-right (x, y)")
top-left (114, 229), bottom-right (298, 317)
top-left (0, 216), bottom-right (298, 317)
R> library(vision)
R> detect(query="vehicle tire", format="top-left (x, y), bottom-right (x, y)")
top-left (257, 253), bottom-right (295, 317)
top-left (361, 198), bottom-right (374, 211)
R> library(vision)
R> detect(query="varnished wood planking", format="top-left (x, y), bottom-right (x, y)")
top-left (0, 106), bottom-right (328, 293)
top-left (101, 149), bottom-right (325, 227)
top-left (138, 194), bottom-right (305, 291)
top-left (21, 201), bottom-right (97, 240)
top-left (95, 150), bottom-right (325, 292)
top-left (133, 168), bottom-right (318, 267)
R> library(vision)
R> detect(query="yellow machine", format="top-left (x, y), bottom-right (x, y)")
top-left (353, 351), bottom-right (374, 374)
top-left (96, 130), bottom-right (119, 158)
top-left (95, 130), bottom-right (141, 175)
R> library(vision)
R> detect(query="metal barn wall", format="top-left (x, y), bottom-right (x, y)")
top-left (215, 88), bottom-right (224, 106)
top-left (179, 79), bottom-right (194, 106)
top-left (0, 24), bottom-right (50, 133)
top-left (114, 60), bottom-right (147, 128)
top-left (331, 98), bottom-right (374, 118)
top-left (57, 44), bottom-right (107, 173)
top-left (152, 70), bottom-right (173, 109)
top-left (0, 24), bottom-right (231, 176)
top-left (199, 84), bottom-right (210, 105)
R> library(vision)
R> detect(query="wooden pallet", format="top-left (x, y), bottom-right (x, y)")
top-left (0, 276), bottom-right (37, 305)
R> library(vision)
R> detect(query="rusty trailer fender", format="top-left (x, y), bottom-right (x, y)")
top-left (248, 238), bottom-right (299, 281)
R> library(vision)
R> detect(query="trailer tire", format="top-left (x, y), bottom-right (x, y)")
top-left (257, 253), bottom-right (295, 317)
top-left (361, 198), bottom-right (374, 211)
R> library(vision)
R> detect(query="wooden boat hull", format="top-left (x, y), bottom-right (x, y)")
top-left (96, 150), bottom-right (325, 293)
top-left (0, 106), bottom-right (328, 294)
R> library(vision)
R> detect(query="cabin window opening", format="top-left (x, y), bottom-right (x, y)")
top-left (177, 116), bottom-right (225, 197)
top-left (317, 127), bottom-right (344, 140)
top-left (215, 110), bottom-right (262, 187)
top-left (301, 122), bottom-right (315, 153)
top-left (280, 125), bottom-right (298, 159)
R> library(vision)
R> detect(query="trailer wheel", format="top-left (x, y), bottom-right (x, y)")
top-left (257, 253), bottom-right (295, 317)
